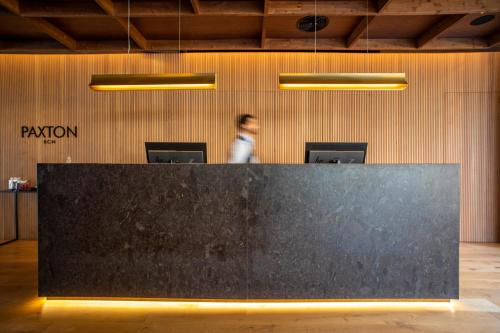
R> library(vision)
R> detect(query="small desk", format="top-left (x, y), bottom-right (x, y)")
top-left (0, 189), bottom-right (37, 246)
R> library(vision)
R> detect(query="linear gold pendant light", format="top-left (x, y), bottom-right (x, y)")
top-left (89, 73), bottom-right (216, 91)
top-left (279, 73), bottom-right (408, 91)
top-left (89, 0), bottom-right (216, 92)
top-left (279, 0), bottom-right (408, 91)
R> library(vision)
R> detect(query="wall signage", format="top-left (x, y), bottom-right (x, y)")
top-left (21, 126), bottom-right (78, 144)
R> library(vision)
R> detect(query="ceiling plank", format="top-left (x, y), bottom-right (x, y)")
top-left (267, 38), bottom-right (346, 50)
top-left (381, 0), bottom-right (500, 15)
top-left (0, 40), bottom-right (70, 53)
top-left (266, 1), bottom-right (377, 16)
top-left (377, 0), bottom-right (393, 12)
top-left (0, 38), bottom-right (489, 53)
top-left (114, 17), bottom-right (149, 50)
top-left (0, 0), bottom-right (18, 14)
top-left (200, 1), bottom-right (262, 16)
top-left (94, 0), bottom-right (115, 15)
top-left (0, 0), bottom-right (79, 50)
top-left (346, 16), bottom-right (376, 48)
top-left (417, 14), bottom-right (467, 49)
top-left (487, 31), bottom-right (500, 47)
top-left (113, 1), bottom-right (191, 16)
top-left (190, 0), bottom-right (200, 14)
top-left (261, 0), bottom-right (268, 48)
top-left (423, 37), bottom-right (488, 49)
top-left (15, 0), bottom-right (497, 18)
top-left (28, 17), bottom-right (79, 50)
top-left (113, 1), bottom-right (260, 17)
top-left (148, 39), bottom-right (261, 51)
top-left (94, 0), bottom-right (149, 50)
top-left (20, 1), bottom-right (106, 17)
top-left (268, 38), bottom-right (487, 50)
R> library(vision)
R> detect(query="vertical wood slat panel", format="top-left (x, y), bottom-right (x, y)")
top-left (0, 52), bottom-right (498, 242)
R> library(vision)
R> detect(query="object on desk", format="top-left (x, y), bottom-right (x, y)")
top-left (8, 177), bottom-right (32, 191)
top-left (8, 177), bottom-right (15, 190)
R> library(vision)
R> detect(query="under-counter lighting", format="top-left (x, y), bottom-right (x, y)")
top-left (279, 73), bottom-right (408, 91)
top-left (41, 298), bottom-right (454, 313)
top-left (89, 73), bottom-right (216, 91)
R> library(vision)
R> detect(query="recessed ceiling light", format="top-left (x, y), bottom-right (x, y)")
top-left (470, 15), bottom-right (495, 26)
top-left (297, 16), bottom-right (329, 32)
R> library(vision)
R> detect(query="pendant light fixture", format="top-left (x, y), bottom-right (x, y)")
top-left (279, 73), bottom-right (408, 90)
top-left (278, 0), bottom-right (407, 91)
top-left (89, 0), bottom-right (216, 91)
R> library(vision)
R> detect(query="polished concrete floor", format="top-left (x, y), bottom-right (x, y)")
top-left (1, 241), bottom-right (500, 333)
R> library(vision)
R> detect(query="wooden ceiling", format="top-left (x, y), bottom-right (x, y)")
top-left (0, 0), bottom-right (499, 53)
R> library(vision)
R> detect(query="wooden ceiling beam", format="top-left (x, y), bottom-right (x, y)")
top-left (0, 0), bottom-right (79, 50)
top-left (0, 38), bottom-right (489, 53)
top-left (377, 0), bottom-right (393, 12)
top-left (381, 0), bottom-right (500, 15)
top-left (0, 0), bottom-right (18, 14)
top-left (113, 1), bottom-right (260, 17)
top-left (94, 0), bottom-right (149, 50)
top-left (417, 14), bottom-right (467, 49)
top-left (0, 40), bottom-right (70, 53)
top-left (345, 0), bottom-right (391, 49)
top-left (261, 0), bottom-right (268, 48)
top-left (147, 39), bottom-right (261, 51)
top-left (267, 1), bottom-right (377, 16)
top-left (346, 16), bottom-right (376, 48)
top-left (268, 37), bottom-right (487, 50)
top-left (190, 0), bottom-right (200, 14)
top-left (28, 18), bottom-right (79, 50)
top-left (267, 38), bottom-right (346, 50)
top-left (251, 0), bottom-right (500, 17)
top-left (487, 31), bottom-right (500, 47)
top-left (11, 0), bottom-right (498, 18)
top-left (423, 37), bottom-right (488, 49)
top-left (200, 1), bottom-right (262, 16)
top-left (20, 1), bottom-right (106, 17)
top-left (94, 0), bottom-right (115, 15)
top-left (113, 1), bottom-right (191, 16)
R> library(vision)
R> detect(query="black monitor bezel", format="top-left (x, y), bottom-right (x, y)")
top-left (305, 142), bottom-right (368, 164)
top-left (145, 142), bottom-right (207, 164)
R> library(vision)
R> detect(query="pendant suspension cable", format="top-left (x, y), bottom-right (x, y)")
top-left (178, 0), bottom-right (181, 71)
top-left (366, 0), bottom-right (368, 54)
top-left (314, 0), bottom-right (317, 72)
top-left (127, 0), bottom-right (131, 72)
top-left (178, 0), bottom-right (181, 54)
top-left (366, 0), bottom-right (368, 71)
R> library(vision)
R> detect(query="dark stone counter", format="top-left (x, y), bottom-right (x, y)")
top-left (38, 164), bottom-right (459, 300)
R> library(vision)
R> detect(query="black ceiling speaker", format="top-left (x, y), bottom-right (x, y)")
top-left (470, 15), bottom-right (495, 26)
top-left (297, 16), bottom-right (329, 32)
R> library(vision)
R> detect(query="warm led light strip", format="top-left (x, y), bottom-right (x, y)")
top-left (89, 73), bottom-right (216, 91)
top-left (44, 298), bottom-right (454, 312)
top-left (279, 73), bottom-right (408, 91)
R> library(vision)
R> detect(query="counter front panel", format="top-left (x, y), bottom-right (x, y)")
top-left (38, 164), bottom-right (459, 300)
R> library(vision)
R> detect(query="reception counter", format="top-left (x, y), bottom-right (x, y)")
top-left (37, 164), bottom-right (459, 300)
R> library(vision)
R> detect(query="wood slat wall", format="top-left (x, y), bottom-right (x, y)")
top-left (0, 52), bottom-right (498, 242)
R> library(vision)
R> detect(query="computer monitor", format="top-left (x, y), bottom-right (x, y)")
top-left (305, 142), bottom-right (367, 164)
top-left (145, 142), bottom-right (207, 164)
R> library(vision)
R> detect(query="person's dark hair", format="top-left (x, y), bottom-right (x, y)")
top-left (237, 114), bottom-right (255, 129)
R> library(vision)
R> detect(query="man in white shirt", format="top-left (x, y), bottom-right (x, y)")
top-left (228, 114), bottom-right (260, 163)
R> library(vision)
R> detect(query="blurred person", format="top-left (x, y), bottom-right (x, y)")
top-left (228, 114), bottom-right (260, 163)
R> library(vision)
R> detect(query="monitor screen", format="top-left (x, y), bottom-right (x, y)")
top-left (308, 150), bottom-right (365, 164)
top-left (145, 142), bottom-right (207, 164)
top-left (305, 142), bottom-right (367, 164)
